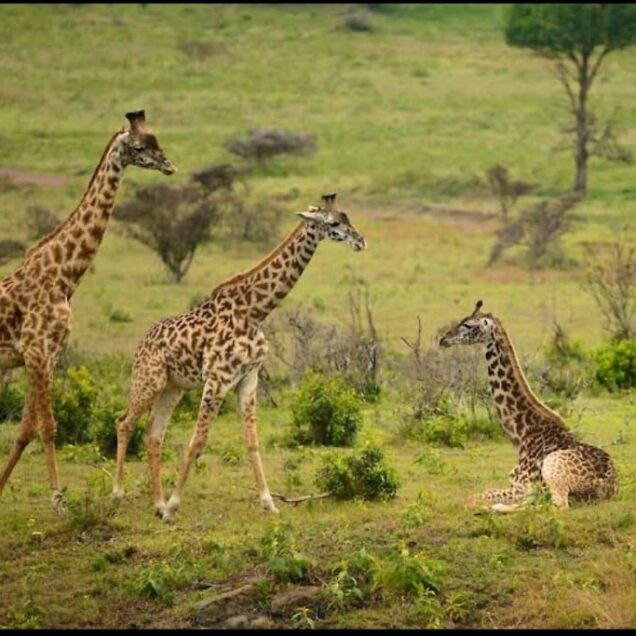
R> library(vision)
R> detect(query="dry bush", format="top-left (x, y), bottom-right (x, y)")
top-left (342, 10), bottom-right (375, 32)
top-left (191, 162), bottom-right (282, 245)
top-left (25, 205), bottom-right (60, 240)
top-left (486, 164), bottom-right (534, 220)
top-left (0, 239), bottom-right (25, 264)
top-left (399, 317), bottom-right (491, 424)
top-left (488, 192), bottom-right (581, 268)
top-left (191, 163), bottom-right (249, 193)
top-left (264, 287), bottom-right (382, 401)
top-left (224, 128), bottom-right (317, 165)
top-left (218, 195), bottom-right (284, 245)
top-left (115, 183), bottom-right (220, 283)
top-left (583, 238), bottom-right (636, 341)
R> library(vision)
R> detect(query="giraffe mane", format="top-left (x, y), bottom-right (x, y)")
top-left (24, 128), bottom-right (125, 259)
top-left (492, 317), bottom-right (570, 430)
top-left (209, 221), bottom-right (306, 297)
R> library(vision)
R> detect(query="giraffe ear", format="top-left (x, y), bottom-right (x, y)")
top-left (297, 210), bottom-right (323, 222)
top-left (125, 110), bottom-right (146, 134)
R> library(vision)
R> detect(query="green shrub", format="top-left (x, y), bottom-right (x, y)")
top-left (372, 546), bottom-right (444, 598)
top-left (0, 383), bottom-right (24, 423)
top-left (401, 413), bottom-right (501, 449)
top-left (91, 399), bottom-right (144, 459)
top-left (291, 371), bottom-right (363, 447)
top-left (52, 365), bottom-right (98, 446)
top-left (594, 339), bottom-right (636, 391)
top-left (315, 445), bottom-right (399, 501)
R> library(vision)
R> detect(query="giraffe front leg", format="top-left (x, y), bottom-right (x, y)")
top-left (163, 379), bottom-right (227, 522)
top-left (35, 372), bottom-right (65, 512)
top-left (237, 368), bottom-right (278, 514)
top-left (468, 463), bottom-right (536, 513)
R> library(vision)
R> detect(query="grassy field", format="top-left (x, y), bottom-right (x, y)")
top-left (1, 3), bottom-right (636, 629)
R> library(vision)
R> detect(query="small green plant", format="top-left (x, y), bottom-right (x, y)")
top-left (134, 548), bottom-right (203, 606)
top-left (401, 491), bottom-right (435, 529)
top-left (259, 522), bottom-right (313, 584)
top-left (594, 339), bottom-right (636, 391)
top-left (416, 590), bottom-right (445, 628)
top-left (290, 607), bottom-right (316, 630)
top-left (291, 371), bottom-right (363, 447)
top-left (283, 456), bottom-right (304, 490)
top-left (511, 504), bottom-right (569, 551)
top-left (413, 448), bottom-right (453, 475)
top-left (372, 546), bottom-right (444, 598)
top-left (314, 445), bottom-right (399, 501)
top-left (324, 568), bottom-right (365, 611)
top-left (64, 486), bottom-right (118, 534)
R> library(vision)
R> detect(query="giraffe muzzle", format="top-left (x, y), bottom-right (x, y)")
top-left (160, 160), bottom-right (177, 176)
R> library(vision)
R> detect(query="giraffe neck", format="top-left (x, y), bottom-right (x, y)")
top-left (225, 222), bottom-right (322, 322)
top-left (25, 131), bottom-right (126, 298)
top-left (483, 318), bottom-right (568, 443)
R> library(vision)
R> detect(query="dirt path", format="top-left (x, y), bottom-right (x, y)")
top-left (0, 166), bottom-right (69, 187)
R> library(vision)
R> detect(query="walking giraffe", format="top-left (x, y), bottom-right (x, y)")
top-left (0, 111), bottom-right (176, 509)
top-left (439, 300), bottom-right (618, 512)
top-left (112, 193), bottom-right (366, 521)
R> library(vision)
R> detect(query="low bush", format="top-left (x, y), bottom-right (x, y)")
top-left (314, 445), bottom-right (399, 501)
top-left (399, 413), bottom-right (501, 449)
top-left (0, 382), bottom-right (24, 423)
top-left (291, 371), bottom-right (363, 447)
top-left (52, 366), bottom-right (98, 446)
top-left (594, 339), bottom-right (636, 391)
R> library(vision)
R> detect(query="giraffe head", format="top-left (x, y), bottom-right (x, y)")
top-left (120, 110), bottom-right (176, 175)
top-left (297, 193), bottom-right (367, 251)
top-left (439, 300), bottom-right (495, 348)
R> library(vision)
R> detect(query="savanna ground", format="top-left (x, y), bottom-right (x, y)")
top-left (1, 3), bottom-right (636, 629)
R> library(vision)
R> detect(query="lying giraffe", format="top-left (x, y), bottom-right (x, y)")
top-left (439, 300), bottom-right (618, 512)
top-left (112, 193), bottom-right (367, 521)
top-left (0, 111), bottom-right (175, 509)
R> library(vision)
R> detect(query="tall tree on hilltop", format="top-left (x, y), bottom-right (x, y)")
top-left (505, 4), bottom-right (636, 196)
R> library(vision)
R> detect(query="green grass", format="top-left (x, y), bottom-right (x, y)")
top-left (1, 3), bottom-right (636, 629)
top-left (1, 394), bottom-right (635, 628)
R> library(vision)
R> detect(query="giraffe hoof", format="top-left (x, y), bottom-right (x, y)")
top-left (261, 498), bottom-right (279, 514)
top-left (111, 489), bottom-right (124, 503)
top-left (161, 510), bottom-right (176, 524)
top-left (154, 504), bottom-right (167, 519)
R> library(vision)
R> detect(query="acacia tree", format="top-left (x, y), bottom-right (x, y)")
top-left (505, 4), bottom-right (636, 196)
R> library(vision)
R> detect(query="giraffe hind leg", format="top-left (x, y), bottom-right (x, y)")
top-left (0, 380), bottom-right (38, 497)
top-left (112, 355), bottom-right (167, 501)
top-left (144, 384), bottom-right (183, 518)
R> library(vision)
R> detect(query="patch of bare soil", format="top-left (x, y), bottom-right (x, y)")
top-left (0, 166), bottom-right (68, 188)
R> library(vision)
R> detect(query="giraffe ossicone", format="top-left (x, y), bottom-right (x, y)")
top-left (439, 300), bottom-right (618, 513)
top-left (112, 193), bottom-right (366, 521)
top-left (0, 111), bottom-right (175, 509)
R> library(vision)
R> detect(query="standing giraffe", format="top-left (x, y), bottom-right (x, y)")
top-left (439, 300), bottom-right (617, 512)
top-left (0, 111), bottom-right (176, 509)
top-left (112, 193), bottom-right (367, 521)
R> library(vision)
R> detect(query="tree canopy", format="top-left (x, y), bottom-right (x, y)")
top-left (506, 4), bottom-right (636, 58)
